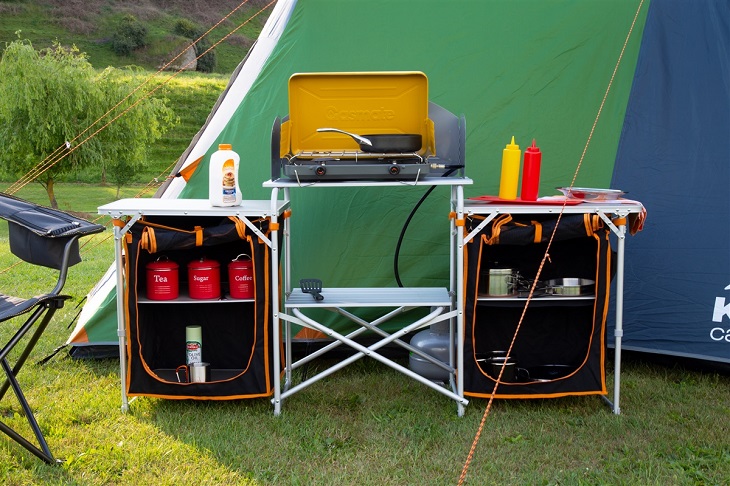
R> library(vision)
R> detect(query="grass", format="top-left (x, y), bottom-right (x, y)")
top-left (0, 187), bottom-right (729, 484)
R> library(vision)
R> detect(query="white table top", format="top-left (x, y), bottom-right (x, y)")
top-left (464, 197), bottom-right (644, 216)
top-left (98, 198), bottom-right (289, 218)
top-left (285, 287), bottom-right (451, 308)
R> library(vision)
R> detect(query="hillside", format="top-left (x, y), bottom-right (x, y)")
top-left (0, 0), bottom-right (273, 73)
top-left (0, 0), bottom-right (273, 186)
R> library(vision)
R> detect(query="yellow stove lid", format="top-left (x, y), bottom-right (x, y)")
top-left (285, 71), bottom-right (431, 155)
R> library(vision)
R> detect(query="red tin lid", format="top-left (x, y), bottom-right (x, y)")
top-left (188, 257), bottom-right (220, 270)
top-left (146, 258), bottom-right (178, 271)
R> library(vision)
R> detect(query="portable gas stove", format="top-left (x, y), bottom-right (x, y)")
top-left (281, 151), bottom-right (430, 182)
top-left (270, 71), bottom-right (465, 183)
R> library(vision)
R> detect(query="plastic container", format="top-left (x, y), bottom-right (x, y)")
top-left (498, 136), bottom-right (521, 200)
top-left (209, 143), bottom-right (242, 207)
top-left (520, 139), bottom-right (542, 201)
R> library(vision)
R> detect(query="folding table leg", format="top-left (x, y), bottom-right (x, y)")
top-left (284, 308), bottom-right (468, 406)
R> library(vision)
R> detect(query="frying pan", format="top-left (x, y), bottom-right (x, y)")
top-left (317, 128), bottom-right (422, 153)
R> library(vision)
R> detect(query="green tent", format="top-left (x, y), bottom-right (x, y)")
top-left (69, 0), bottom-right (647, 352)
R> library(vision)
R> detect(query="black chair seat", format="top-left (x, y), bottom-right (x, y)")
top-left (0, 293), bottom-right (70, 321)
top-left (0, 192), bottom-right (104, 464)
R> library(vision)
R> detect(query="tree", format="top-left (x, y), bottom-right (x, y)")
top-left (112, 14), bottom-right (148, 56)
top-left (0, 38), bottom-right (177, 207)
top-left (109, 159), bottom-right (136, 198)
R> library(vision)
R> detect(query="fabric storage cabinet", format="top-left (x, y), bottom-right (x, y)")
top-left (463, 212), bottom-right (613, 399)
top-left (123, 214), bottom-right (281, 399)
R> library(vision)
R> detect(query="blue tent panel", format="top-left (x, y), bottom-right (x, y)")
top-left (610, 0), bottom-right (730, 363)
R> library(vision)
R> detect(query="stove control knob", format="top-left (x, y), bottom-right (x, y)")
top-left (389, 165), bottom-right (401, 175)
top-left (315, 166), bottom-right (327, 176)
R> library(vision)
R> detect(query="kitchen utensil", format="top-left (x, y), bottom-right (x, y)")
top-left (484, 268), bottom-right (517, 296)
top-left (190, 362), bottom-right (210, 383)
top-left (486, 357), bottom-right (517, 382)
top-left (525, 364), bottom-right (575, 380)
top-left (545, 278), bottom-right (595, 296)
top-left (300, 278), bottom-right (324, 301)
top-left (556, 187), bottom-right (626, 200)
top-left (317, 128), bottom-right (422, 153)
top-left (175, 362), bottom-right (210, 383)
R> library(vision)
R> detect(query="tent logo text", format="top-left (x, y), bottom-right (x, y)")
top-left (710, 284), bottom-right (730, 342)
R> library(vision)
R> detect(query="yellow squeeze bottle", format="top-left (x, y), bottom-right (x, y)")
top-left (498, 136), bottom-right (521, 200)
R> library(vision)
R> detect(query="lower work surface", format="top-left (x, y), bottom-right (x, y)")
top-left (285, 287), bottom-right (451, 308)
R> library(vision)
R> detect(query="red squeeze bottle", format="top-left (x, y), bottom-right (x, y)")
top-left (520, 139), bottom-right (542, 201)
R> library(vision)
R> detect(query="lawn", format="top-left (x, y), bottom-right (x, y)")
top-left (0, 185), bottom-right (728, 484)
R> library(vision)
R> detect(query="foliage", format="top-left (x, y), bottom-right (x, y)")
top-left (172, 17), bottom-right (217, 73)
top-left (195, 39), bottom-right (217, 73)
top-left (0, 39), bottom-right (177, 207)
top-left (173, 18), bottom-right (198, 39)
top-left (111, 14), bottom-right (147, 56)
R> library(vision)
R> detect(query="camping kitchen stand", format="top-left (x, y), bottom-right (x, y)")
top-left (264, 178), bottom-right (473, 416)
top-left (463, 199), bottom-right (645, 414)
top-left (0, 193), bottom-right (104, 463)
top-left (98, 196), bottom-right (641, 415)
top-left (98, 198), bottom-right (289, 412)
top-left (267, 71), bottom-right (475, 415)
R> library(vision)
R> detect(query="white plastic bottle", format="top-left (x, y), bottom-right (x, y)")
top-left (209, 143), bottom-right (242, 207)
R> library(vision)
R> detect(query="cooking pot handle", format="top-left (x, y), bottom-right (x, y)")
top-left (316, 128), bottom-right (373, 146)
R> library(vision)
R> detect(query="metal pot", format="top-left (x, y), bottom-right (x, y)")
top-left (483, 268), bottom-right (517, 296)
top-left (525, 364), bottom-right (575, 380)
top-left (317, 128), bottom-right (422, 153)
top-left (545, 278), bottom-right (595, 296)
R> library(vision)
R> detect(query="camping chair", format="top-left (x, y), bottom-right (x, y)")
top-left (0, 193), bottom-right (104, 463)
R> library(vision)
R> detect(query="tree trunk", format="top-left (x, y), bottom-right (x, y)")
top-left (44, 179), bottom-right (59, 209)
